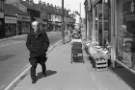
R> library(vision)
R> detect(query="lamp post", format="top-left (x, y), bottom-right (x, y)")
top-left (61, 0), bottom-right (65, 44)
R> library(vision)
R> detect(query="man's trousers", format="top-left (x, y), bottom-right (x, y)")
top-left (29, 55), bottom-right (47, 80)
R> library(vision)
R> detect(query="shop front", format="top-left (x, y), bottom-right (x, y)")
top-left (48, 21), bottom-right (53, 31)
top-left (95, 1), bottom-right (110, 46)
top-left (115, 0), bottom-right (135, 70)
top-left (5, 16), bottom-right (17, 37)
top-left (52, 21), bottom-right (62, 31)
top-left (17, 15), bottom-right (31, 34)
top-left (0, 12), bottom-right (4, 38)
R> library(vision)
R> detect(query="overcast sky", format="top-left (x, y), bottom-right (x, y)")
top-left (33, 0), bottom-right (85, 18)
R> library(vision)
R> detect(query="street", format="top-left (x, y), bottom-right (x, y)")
top-left (0, 31), bottom-right (62, 90)
top-left (1, 0), bottom-right (135, 89)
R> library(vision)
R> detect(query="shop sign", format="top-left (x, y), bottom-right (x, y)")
top-left (5, 16), bottom-right (17, 24)
top-left (125, 14), bottom-right (135, 21)
top-left (42, 21), bottom-right (47, 25)
top-left (0, 12), bottom-right (4, 18)
top-left (17, 15), bottom-right (30, 22)
top-left (57, 22), bottom-right (62, 26)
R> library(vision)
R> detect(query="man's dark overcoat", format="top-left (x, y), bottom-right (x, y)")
top-left (26, 31), bottom-right (50, 57)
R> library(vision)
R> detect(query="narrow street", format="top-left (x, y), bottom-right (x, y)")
top-left (1, 0), bottom-right (135, 89)
top-left (13, 42), bottom-right (135, 90)
top-left (0, 32), bottom-right (61, 90)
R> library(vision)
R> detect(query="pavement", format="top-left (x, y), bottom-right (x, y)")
top-left (11, 42), bottom-right (135, 90)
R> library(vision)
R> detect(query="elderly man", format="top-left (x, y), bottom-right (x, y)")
top-left (26, 21), bottom-right (50, 84)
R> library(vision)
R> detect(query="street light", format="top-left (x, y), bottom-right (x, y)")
top-left (61, 0), bottom-right (65, 44)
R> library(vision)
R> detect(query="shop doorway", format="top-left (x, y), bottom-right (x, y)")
top-left (0, 19), bottom-right (5, 38)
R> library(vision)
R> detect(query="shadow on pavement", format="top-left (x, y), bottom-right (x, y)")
top-left (37, 70), bottom-right (57, 80)
top-left (111, 67), bottom-right (135, 90)
top-left (88, 56), bottom-right (95, 68)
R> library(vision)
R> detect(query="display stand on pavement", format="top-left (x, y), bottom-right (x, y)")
top-left (71, 31), bottom-right (84, 64)
top-left (92, 46), bottom-right (108, 71)
top-left (85, 41), bottom-right (110, 71)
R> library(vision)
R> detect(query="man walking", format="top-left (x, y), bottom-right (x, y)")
top-left (26, 21), bottom-right (50, 84)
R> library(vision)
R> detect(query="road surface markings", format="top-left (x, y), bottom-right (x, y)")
top-left (4, 64), bottom-right (30, 90)
top-left (0, 41), bottom-right (24, 48)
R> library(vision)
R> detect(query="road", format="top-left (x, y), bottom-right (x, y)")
top-left (0, 31), bottom-right (62, 90)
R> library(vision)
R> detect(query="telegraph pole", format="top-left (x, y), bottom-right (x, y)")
top-left (62, 0), bottom-right (65, 44)
top-left (102, 0), bottom-right (104, 45)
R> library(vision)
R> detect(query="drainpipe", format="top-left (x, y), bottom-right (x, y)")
top-left (85, 8), bottom-right (87, 40)
top-left (92, 5), bottom-right (96, 42)
top-left (102, 0), bottom-right (104, 45)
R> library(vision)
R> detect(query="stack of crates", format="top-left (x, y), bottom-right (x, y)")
top-left (71, 42), bottom-right (84, 63)
top-left (95, 57), bottom-right (108, 71)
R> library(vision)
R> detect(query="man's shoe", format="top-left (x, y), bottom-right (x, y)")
top-left (42, 72), bottom-right (47, 77)
top-left (32, 78), bottom-right (37, 84)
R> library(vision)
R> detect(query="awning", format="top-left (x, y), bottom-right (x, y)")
top-left (17, 15), bottom-right (31, 22)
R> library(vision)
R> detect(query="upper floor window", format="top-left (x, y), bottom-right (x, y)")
top-left (0, 0), bottom-right (4, 12)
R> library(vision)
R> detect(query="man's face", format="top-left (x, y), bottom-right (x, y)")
top-left (32, 22), bottom-right (40, 32)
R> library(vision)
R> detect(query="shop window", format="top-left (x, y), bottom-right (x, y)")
top-left (5, 24), bottom-right (16, 37)
top-left (116, 1), bottom-right (135, 69)
top-left (127, 21), bottom-right (135, 34)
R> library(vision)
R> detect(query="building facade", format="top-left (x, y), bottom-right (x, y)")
top-left (51, 14), bottom-right (62, 31)
top-left (84, 0), bottom-right (110, 45)
top-left (4, 15), bottom-right (17, 37)
top-left (5, 3), bottom-right (30, 36)
top-left (4, 0), bottom-right (75, 36)
top-left (84, 0), bottom-right (135, 72)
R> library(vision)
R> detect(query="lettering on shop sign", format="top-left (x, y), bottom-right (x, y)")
top-left (17, 15), bottom-right (30, 22)
top-left (5, 16), bottom-right (17, 24)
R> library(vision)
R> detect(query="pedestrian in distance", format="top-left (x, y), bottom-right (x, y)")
top-left (26, 20), bottom-right (50, 84)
